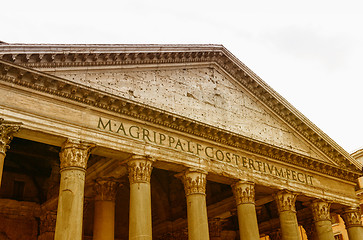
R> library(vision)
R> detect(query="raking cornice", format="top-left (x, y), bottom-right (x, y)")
top-left (0, 44), bottom-right (361, 174)
top-left (0, 58), bottom-right (361, 183)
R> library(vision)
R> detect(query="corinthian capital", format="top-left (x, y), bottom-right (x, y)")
top-left (274, 190), bottom-right (298, 213)
top-left (180, 169), bottom-right (207, 196)
top-left (59, 139), bottom-right (95, 170)
top-left (232, 181), bottom-right (255, 205)
top-left (127, 155), bottom-right (154, 184)
top-left (310, 200), bottom-right (332, 222)
top-left (341, 207), bottom-right (363, 228)
top-left (94, 178), bottom-right (120, 201)
top-left (0, 119), bottom-right (21, 155)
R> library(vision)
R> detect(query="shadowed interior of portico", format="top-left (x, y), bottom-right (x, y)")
top-left (0, 137), bottom-right (351, 240)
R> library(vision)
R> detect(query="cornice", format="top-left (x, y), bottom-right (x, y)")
top-left (0, 47), bottom-right (361, 181)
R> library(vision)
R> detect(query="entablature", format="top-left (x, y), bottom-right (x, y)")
top-left (0, 58), bottom-right (361, 186)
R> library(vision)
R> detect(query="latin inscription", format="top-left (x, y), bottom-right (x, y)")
top-left (98, 117), bottom-right (314, 185)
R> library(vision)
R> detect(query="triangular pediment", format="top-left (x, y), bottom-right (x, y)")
top-left (46, 65), bottom-right (332, 165)
top-left (0, 44), bottom-right (361, 174)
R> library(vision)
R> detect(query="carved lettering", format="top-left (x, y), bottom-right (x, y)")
top-left (96, 117), bottom-right (314, 186)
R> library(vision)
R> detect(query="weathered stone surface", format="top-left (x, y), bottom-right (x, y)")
top-left (48, 67), bottom-right (329, 161)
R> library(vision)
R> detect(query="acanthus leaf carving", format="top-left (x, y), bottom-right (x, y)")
top-left (341, 207), bottom-right (363, 228)
top-left (181, 169), bottom-right (207, 196)
top-left (59, 139), bottom-right (94, 170)
top-left (127, 155), bottom-right (154, 184)
top-left (310, 200), bottom-right (331, 222)
top-left (0, 119), bottom-right (21, 155)
top-left (94, 178), bottom-right (120, 201)
top-left (274, 190), bottom-right (298, 213)
top-left (231, 181), bottom-right (255, 205)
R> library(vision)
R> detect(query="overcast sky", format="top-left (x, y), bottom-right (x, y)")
top-left (2, 1), bottom-right (362, 153)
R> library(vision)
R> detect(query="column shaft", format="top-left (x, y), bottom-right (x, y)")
top-left (128, 156), bottom-right (153, 240)
top-left (182, 169), bottom-right (209, 240)
top-left (310, 200), bottom-right (334, 240)
top-left (274, 190), bottom-right (301, 240)
top-left (232, 181), bottom-right (259, 240)
top-left (93, 178), bottom-right (119, 240)
top-left (341, 207), bottom-right (363, 240)
top-left (54, 140), bottom-right (94, 240)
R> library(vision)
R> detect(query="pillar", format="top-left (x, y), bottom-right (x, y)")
top-left (127, 155), bottom-right (154, 240)
top-left (310, 200), bottom-right (334, 240)
top-left (0, 119), bottom-right (21, 187)
top-left (93, 178), bottom-right (119, 240)
top-left (274, 190), bottom-right (301, 240)
top-left (231, 181), bottom-right (260, 240)
top-left (54, 139), bottom-right (94, 240)
top-left (180, 169), bottom-right (209, 240)
top-left (341, 207), bottom-right (363, 240)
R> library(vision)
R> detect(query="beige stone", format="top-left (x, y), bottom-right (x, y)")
top-left (54, 140), bottom-right (94, 240)
top-left (128, 156), bottom-right (154, 240)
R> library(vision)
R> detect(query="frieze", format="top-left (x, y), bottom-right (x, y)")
top-left (99, 117), bottom-right (314, 186)
top-left (59, 139), bottom-right (95, 170)
top-left (0, 58), bottom-right (361, 183)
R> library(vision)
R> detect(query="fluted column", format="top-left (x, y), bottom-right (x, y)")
top-left (181, 169), bottom-right (209, 240)
top-left (274, 190), bottom-right (301, 240)
top-left (93, 178), bottom-right (119, 240)
top-left (341, 207), bottom-right (363, 240)
top-left (128, 155), bottom-right (154, 240)
top-left (54, 139), bottom-right (94, 240)
top-left (310, 200), bottom-right (334, 240)
top-left (0, 119), bottom-right (21, 187)
top-left (232, 181), bottom-right (259, 240)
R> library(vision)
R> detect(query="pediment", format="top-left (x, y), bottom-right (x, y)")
top-left (46, 65), bottom-right (333, 165)
top-left (0, 44), bottom-right (361, 175)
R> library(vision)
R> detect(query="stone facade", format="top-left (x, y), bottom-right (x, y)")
top-left (0, 44), bottom-right (362, 240)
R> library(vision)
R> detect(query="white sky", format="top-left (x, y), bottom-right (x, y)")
top-left (2, 0), bottom-right (363, 153)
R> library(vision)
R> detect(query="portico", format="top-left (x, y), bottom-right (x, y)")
top-left (0, 44), bottom-right (362, 240)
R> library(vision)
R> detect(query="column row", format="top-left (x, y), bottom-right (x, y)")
top-left (2, 133), bottom-right (361, 240)
top-left (36, 145), bottom-right (363, 240)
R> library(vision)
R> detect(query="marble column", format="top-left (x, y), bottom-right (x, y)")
top-left (310, 200), bottom-right (334, 240)
top-left (274, 190), bottom-right (301, 240)
top-left (93, 178), bottom-right (119, 240)
top-left (341, 207), bottom-right (363, 240)
top-left (0, 119), bottom-right (21, 187)
top-left (54, 139), bottom-right (94, 240)
top-left (181, 169), bottom-right (209, 240)
top-left (127, 155), bottom-right (154, 240)
top-left (231, 181), bottom-right (260, 240)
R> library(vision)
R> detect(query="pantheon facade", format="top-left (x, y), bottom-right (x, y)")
top-left (0, 44), bottom-right (362, 240)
